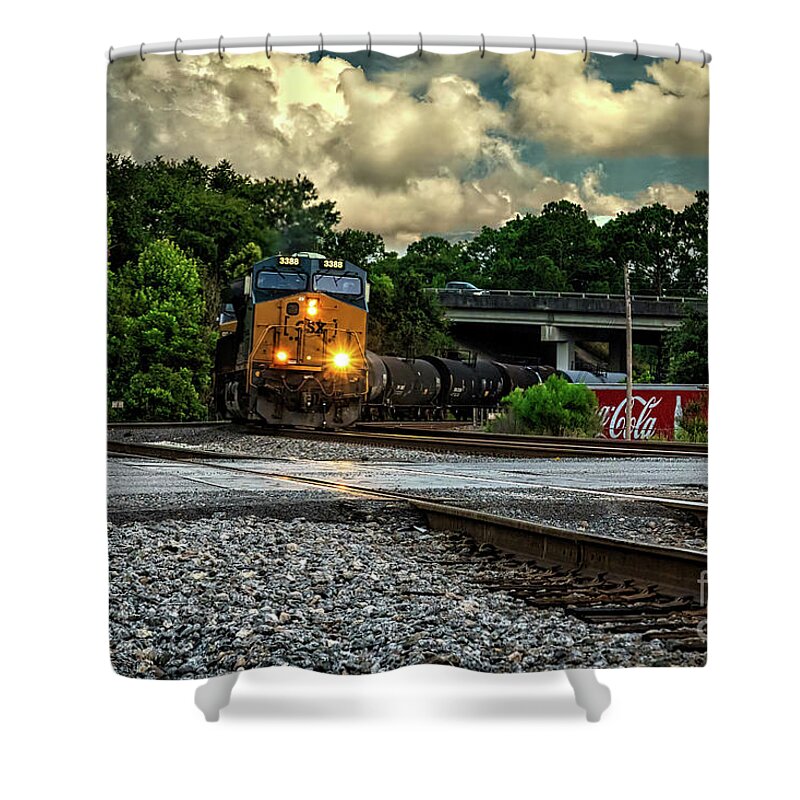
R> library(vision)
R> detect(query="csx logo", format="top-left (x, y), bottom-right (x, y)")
top-left (300, 320), bottom-right (327, 334)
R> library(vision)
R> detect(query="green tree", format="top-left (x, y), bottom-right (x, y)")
top-left (322, 228), bottom-right (387, 266)
top-left (673, 191), bottom-right (708, 296)
top-left (362, 261), bottom-right (452, 356)
top-left (107, 155), bottom-right (339, 287)
top-left (223, 242), bottom-right (263, 280)
top-left (401, 236), bottom-right (466, 286)
top-left (108, 239), bottom-right (214, 420)
top-left (666, 307), bottom-right (708, 383)
top-left (517, 255), bottom-right (570, 292)
top-left (463, 203), bottom-right (602, 291)
top-left (364, 272), bottom-right (395, 352)
top-left (537, 201), bottom-right (606, 290)
top-left (395, 270), bottom-right (451, 356)
top-left (602, 195), bottom-right (709, 298)
top-left (602, 205), bottom-right (678, 296)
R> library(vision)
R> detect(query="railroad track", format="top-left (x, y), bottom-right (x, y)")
top-left (357, 421), bottom-right (708, 455)
top-left (108, 419), bottom-right (706, 458)
top-left (264, 425), bottom-right (706, 460)
top-left (457, 537), bottom-right (706, 653)
top-left (110, 440), bottom-right (707, 654)
top-left (108, 440), bottom-right (706, 593)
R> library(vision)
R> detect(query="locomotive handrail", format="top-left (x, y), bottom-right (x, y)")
top-left (246, 323), bottom-right (272, 385)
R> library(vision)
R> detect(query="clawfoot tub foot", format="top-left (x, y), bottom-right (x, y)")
top-left (195, 672), bottom-right (241, 722)
top-left (565, 669), bottom-right (611, 722)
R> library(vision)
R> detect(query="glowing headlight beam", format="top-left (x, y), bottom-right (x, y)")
top-left (333, 352), bottom-right (350, 368)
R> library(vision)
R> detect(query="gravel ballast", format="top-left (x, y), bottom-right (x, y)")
top-left (109, 502), bottom-right (705, 680)
top-left (108, 426), bottom-right (707, 677)
top-left (107, 425), bottom-right (496, 463)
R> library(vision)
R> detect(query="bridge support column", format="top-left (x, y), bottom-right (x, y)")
top-left (541, 325), bottom-right (575, 372)
top-left (555, 341), bottom-right (575, 372)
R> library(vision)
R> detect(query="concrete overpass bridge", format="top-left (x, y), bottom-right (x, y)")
top-left (429, 289), bottom-right (707, 371)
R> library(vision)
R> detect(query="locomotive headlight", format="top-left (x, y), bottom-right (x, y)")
top-left (307, 298), bottom-right (319, 316)
top-left (275, 350), bottom-right (289, 363)
top-left (333, 352), bottom-right (350, 368)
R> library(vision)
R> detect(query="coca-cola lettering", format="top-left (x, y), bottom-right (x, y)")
top-left (599, 396), bottom-right (662, 439)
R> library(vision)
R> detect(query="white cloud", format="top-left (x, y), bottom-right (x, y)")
top-left (107, 51), bottom-right (706, 249)
top-left (505, 52), bottom-right (710, 156)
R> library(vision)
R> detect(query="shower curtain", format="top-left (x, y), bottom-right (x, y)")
top-left (107, 47), bottom-right (709, 680)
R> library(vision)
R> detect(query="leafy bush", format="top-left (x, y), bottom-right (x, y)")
top-left (488, 375), bottom-right (603, 437)
top-left (123, 365), bottom-right (207, 421)
top-left (675, 399), bottom-right (709, 443)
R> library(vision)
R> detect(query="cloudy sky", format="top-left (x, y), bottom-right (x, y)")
top-left (107, 49), bottom-right (709, 250)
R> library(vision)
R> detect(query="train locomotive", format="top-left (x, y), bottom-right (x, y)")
top-left (213, 252), bottom-right (554, 427)
top-left (214, 252), bottom-right (369, 428)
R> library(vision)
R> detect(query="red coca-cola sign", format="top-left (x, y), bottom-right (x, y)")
top-left (590, 386), bottom-right (708, 440)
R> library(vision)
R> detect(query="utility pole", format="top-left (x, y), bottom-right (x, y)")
top-left (623, 260), bottom-right (634, 440)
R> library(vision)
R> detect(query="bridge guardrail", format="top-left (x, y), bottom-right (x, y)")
top-left (426, 288), bottom-right (705, 303)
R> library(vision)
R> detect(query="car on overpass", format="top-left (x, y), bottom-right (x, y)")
top-left (444, 281), bottom-right (484, 294)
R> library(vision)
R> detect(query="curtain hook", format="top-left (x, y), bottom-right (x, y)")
top-left (218, 36), bottom-right (225, 60)
top-left (108, 46), bottom-right (115, 63)
top-left (700, 49), bottom-right (707, 67)
top-left (530, 34), bottom-right (537, 59)
top-left (265, 33), bottom-right (272, 59)
top-left (479, 33), bottom-right (486, 58)
top-left (418, 32), bottom-right (423, 57)
top-left (632, 39), bottom-right (639, 60)
top-left (582, 36), bottom-right (589, 62)
top-left (174, 38), bottom-right (182, 62)
top-left (675, 42), bottom-right (682, 64)
top-left (319, 33), bottom-right (324, 53)
top-left (139, 42), bottom-right (146, 61)
top-left (367, 32), bottom-right (372, 56)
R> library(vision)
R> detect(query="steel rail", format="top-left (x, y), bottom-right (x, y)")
top-left (268, 426), bottom-right (707, 459)
top-left (108, 440), bottom-right (707, 598)
top-left (106, 419), bottom-right (707, 457)
top-left (354, 422), bottom-right (708, 456)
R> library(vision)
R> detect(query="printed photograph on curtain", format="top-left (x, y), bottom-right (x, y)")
top-left (107, 48), bottom-right (709, 678)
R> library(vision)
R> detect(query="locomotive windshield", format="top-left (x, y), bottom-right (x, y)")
top-left (313, 274), bottom-right (363, 296)
top-left (256, 271), bottom-right (308, 291)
